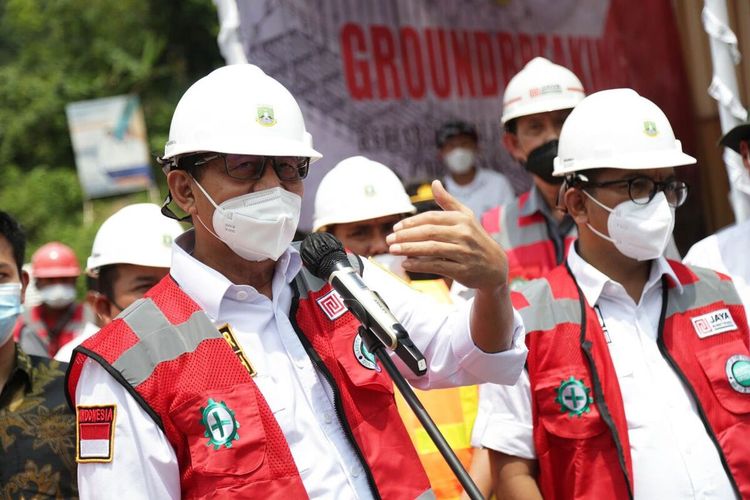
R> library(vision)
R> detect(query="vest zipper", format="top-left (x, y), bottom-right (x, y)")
top-left (655, 278), bottom-right (741, 498)
top-left (288, 293), bottom-right (382, 500)
top-left (566, 263), bottom-right (634, 500)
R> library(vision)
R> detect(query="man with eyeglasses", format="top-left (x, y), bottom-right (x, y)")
top-left (473, 89), bottom-right (750, 499)
top-left (65, 64), bottom-right (527, 499)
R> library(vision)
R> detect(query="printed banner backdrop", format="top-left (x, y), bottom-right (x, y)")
top-left (235, 0), bottom-right (698, 233)
top-left (66, 95), bottom-right (155, 200)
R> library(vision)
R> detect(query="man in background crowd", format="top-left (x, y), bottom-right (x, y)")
top-left (684, 116), bottom-right (750, 311)
top-left (0, 211), bottom-right (77, 498)
top-left (54, 203), bottom-right (183, 361)
top-left (314, 156), bottom-right (491, 499)
top-left (14, 241), bottom-right (85, 358)
top-left (437, 120), bottom-right (515, 220)
top-left (481, 57), bottom-right (585, 286)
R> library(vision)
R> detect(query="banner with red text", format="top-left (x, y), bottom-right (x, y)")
top-left (233, 0), bottom-right (695, 229)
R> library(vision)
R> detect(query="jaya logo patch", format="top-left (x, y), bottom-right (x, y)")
top-left (76, 404), bottom-right (116, 463)
top-left (691, 308), bottom-right (737, 338)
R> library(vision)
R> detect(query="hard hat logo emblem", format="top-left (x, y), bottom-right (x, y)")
top-left (364, 185), bottom-right (376, 197)
top-left (256, 105), bottom-right (276, 127)
top-left (643, 121), bottom-right (658, 137)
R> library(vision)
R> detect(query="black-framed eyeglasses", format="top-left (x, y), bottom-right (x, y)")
top-left (580, 175), bottom-right (690, 208)
top-left (193, 153), bottom-right (310, 181)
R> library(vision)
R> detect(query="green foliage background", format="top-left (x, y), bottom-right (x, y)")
top-left (0, 0), bottom-right (223, 273)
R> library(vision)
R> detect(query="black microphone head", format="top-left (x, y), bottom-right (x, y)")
top-left (300, 232), bottom-right (350, 280)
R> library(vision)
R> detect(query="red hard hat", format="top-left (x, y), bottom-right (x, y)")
top-left (31, 242), bottom-right (81, 278)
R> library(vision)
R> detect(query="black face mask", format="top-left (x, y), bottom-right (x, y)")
top-left (524, 140), bottom-right (563, 185)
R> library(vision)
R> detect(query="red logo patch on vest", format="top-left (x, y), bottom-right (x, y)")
top-left (76, 404), bottom-right (116, 463)
top-left (316, 289), bottom-right (347, 320)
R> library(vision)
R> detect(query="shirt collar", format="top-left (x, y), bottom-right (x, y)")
top-left (170, 229), bottom-right (302, 320)
top-left (567, 243), bottom-right (682, 307)
top-left (519, 184), bottom-right (544, 217)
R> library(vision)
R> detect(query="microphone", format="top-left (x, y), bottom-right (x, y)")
top-left (300, 233), bottom-right (427, 376)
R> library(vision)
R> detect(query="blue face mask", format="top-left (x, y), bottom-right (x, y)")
top-left (0, 283), bottom-right (22, 347)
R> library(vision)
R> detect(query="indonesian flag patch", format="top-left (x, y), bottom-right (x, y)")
top-left (76, 404), bottom-right (116, 463)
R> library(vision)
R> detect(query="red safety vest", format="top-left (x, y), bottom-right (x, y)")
top-left (66, 271), bottom-right (431, 499)
top-left (14, 303), bottom-right (86, 358)
top-left (512, 261), bottom-right (750, 500)
top-left (482, 192), bottom-right (576, 284)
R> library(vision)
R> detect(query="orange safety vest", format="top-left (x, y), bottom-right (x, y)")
top-left (482, 191), bottom-right (575, 285)
top-left (67, 269), bottom-right (432, 499)
top-left (512, 262), bottom-right (750, 499)
top-left (396, 278), bottom-right (478, 500)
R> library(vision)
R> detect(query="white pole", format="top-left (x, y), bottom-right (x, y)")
top-left (213, 0), bottom-right (249, 65)
top-left (703, 0), bottom-right (750, 223)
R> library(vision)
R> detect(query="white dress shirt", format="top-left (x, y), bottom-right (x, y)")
top-left (684, 219), bottom-right (750, 313)
top-left (473, 245), bottom-right (736, 500)
top-left (444, 168), bottom-right (515, 221)
top-left (77, 231), bottom-right (527, 499)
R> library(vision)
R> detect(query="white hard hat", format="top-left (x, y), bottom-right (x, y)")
top-left (501, 57), bottom-right (585, 125)
top-left (553, 88), bottom-right (697, 177)
top-left (312, 156), bottom-right (416, 232)
top-left (87, 203), bottom-right (184, 272)
top-left (163, 64), bottom-right (321, 161)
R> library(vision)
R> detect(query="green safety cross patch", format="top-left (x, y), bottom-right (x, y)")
top-left (556, 377), bottom-right (593, 417)
top-left (726, 355), bottom-right (750, 394)
top-left (353, 333), bottom-right (380, 372)
top-left (200, 399), bottom-right (240, 450)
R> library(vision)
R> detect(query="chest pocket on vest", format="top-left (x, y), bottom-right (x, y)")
top-left (171, 384), bottom-right (266, 476)
top-left (330, 326), bottom-right (394, 419)
top-left (695, 339), bottom-right (750, 415)
top-left (534, 369), bottom-right (608, 441)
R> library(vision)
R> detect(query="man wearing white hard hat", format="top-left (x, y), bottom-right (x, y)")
top-left (53, 203), bottom-right (183, 362)
top-left (474, 89), bottom-right (750, 499)
top-left (482, 57), bottom-right (584, 286)
top-left (312, 156), bottom-right (416, 258)
top-left (313, 156), bottom-right (491, 499)
top-left (684, 117), bottom-right (750, 312)
top-left (66, 64), bottom-right (527, 499)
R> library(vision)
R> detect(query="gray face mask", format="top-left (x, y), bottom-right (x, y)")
top-left (584, 190), bottom-right (675, 261)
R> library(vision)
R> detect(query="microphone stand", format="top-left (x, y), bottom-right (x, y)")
top-left (357, 326), bottom-right (484, 500)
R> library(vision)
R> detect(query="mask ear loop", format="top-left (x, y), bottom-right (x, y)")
top-left (189, 176), bottom-right (224, 242)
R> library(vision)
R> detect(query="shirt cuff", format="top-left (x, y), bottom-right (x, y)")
top-left (451, 305), bottom-right (527, 386)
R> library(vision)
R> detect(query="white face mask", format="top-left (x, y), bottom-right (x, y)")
top-left (194, 182), bottom-right (301, 262)
top-left (0, 283), bottom-right (22, 347)
top-left (444, 148), bottom-right (475, 174)
top-left (584, 190), bottom-right (675, 261)
top-left (370, 254), bottom-right (408, 280)
top-left (40, 283), bottom-right (77, 309)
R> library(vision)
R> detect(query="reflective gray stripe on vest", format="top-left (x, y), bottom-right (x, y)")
top-left (490, 202), bottom-right (549, 249)
top-left (415, 488), bottom-right (436, 500)
top-left (517, 278), bottom-right (582, 333)
top-left (666, 265), bottom-right (745, 317)
top-left (112, 298), bottom-right (221, 387)
top-left (293, 251), bottom-right (363, 299)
